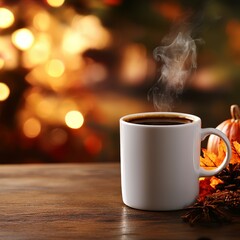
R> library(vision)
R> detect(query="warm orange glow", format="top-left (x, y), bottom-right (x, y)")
top-left (0, 8), bottom-right (15, 29)
top-left (226, 20), bottom-right (240, 36)
top-left (0, 83), bottom-right (10, 101)
top-left (79, 15), bottom-right (111, 49)
top-left (35, 97), bottom-right (56, 120)
top-left (12, 28), bottom-right (35, 51)
top-left (25, 66), bottom-right (68, 92)
top-left (50, 128), bottom-right (68, 145)
top-left (62, 14), bottom-right (111, 54)
top-left (155, 2), bottom-right (182, 20)
top-left (27, 94), bottom-right (77, 124)
top-left (0, 36), bottom-right (18, 70)
top-left (65, 110), bottom-right (84, 129)
top-left (62, 29), bottom-right (88, 54)
top-left (121, 44), bottom-right (148, 84)
top-left (210, 176), bottom-right (223, 188)
top-left (23, 118), bottom-right (41, 138)
top-left (226, 20), bottom-right (240, 57)
top-left (33, 11), bottom-right (51, 31)
top-left (23, 34), bottom-right (51, 68)
top-left (46, 59), bottom-right (65, 78)
top-left (0, 58), bottom-right (4, 69)
top-left (104, 0), bottom-right (122, 6)
top-left (84, 62), bottom-right (108, 84)
top-left (84, 135), bottom-right (103, 155)
top-left (191, 68), bottom-right (228, 91)
top-left (47, 0), bottom-right (65, 8)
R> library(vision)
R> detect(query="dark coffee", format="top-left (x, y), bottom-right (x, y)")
top-left (126, 116), bottom-right (193, 125)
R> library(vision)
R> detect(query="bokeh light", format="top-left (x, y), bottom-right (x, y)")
top-left (49, 128), bottom-right (68, 146)
top-left (33, 11), bottom-right (51, 31)
top-left (62, 14), bottom-right (111, 54)
top-left (0, 58), bottom-right (4, 70)
top-left (0, 8), bottom-right (15, 29)
top-left (23, 34), bottom-right (51, 68)
top-left (121, 44), bottom-right (148, 85)
top-left (47, 0), bottom-right (65, 8)
top-left (84, 135), bottom-right (103, 155)
top-left (23, 118), bottom-right (41, 138)
top-left (0, 36), bottom-right (18, 70)
top-left (0, 83), bottom-right (10, 101)
top-left (0, 0), bottom-right (239, 165)
top-left (45, 59), bottom-right (65, 78)
top-left (65, 110), bottom-right (84, 129)
top-left (12, 28), bottom-right (35, 51)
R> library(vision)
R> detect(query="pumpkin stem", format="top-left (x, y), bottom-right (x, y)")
top-left (230, 104), bottom-right (240, 120)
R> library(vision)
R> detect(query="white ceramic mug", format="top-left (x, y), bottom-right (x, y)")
top-left (120, 112), bottom-right (231, 211)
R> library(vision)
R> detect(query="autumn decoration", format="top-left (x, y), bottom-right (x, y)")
top-left (207, 104), bottom-right (240, 154)
top-left (182, 105), bottom-right (240, 225)
top-left (182, 141), bottom-right (240, 225)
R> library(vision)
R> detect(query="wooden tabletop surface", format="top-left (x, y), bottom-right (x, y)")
top-left (0, 163), bottom-right (239, 239)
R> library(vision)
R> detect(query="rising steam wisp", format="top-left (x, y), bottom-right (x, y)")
top-left (148, 31), bottom-right (198, 111)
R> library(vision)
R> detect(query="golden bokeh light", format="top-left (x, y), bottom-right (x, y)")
top-left (77, 15), bottom-right (111, 49)
top-left (23, 118), bottom-right (41, 138)
top-left (62, 29), bottom-right (89, 54)
top-left (0, 36), bottom-right (18, 70)
top-left (36, 97), bottom-right (56, 120)
top-left (0, 58), bottom-right (4, 70)
top-left (23, 34), bottom-right (51, 68)
top-left (50, 128), bottom-right (68, 146)
top-left (0, 82), bottom-right (10, 101)
top-left (62, 14), bottom-right (111, 54)
top-left (12, 28), bottom-right (35, 51)
top-left (121, 44), bottom-right (148, 84)
top-left (47, 0), bottom-right (65, 8)
top-left (0, 8), bottom-right (15, 29)
top-left (46, 59), bottom-right (65, 78)
top-left (65, 110), bottom-right (84, 129)
top-left (83, 62), bottom-right (108, 84)
top-left (84, 135), bottom-right (103, 155)
top-left (58, 99), bottom-right (78, 119)
top-left (25, 91), bottom-right (80, 125)
top-left (33, 11), bottom-right (51, 31)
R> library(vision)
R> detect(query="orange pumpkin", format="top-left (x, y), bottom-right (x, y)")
top-left (207, 104), bottom-right (240, 154)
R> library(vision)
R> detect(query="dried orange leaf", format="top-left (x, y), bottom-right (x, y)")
top-left (199, 177), bottom-right (215, 201)
top-left (210, 176), bottom-right (223, 188)
top-left (200, 149), bottom-right (218, 167)
top-left (233, 141), bottom-right (240, 155)
top-left (218, 139), bottom-right (226, 157)
top-left (212, 139), bottom-right (227, 166)
top-left (231, 141), bottom-right (240, 164)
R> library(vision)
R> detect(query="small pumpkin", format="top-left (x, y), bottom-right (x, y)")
top-left (207, 104), bottom-right (240, 154)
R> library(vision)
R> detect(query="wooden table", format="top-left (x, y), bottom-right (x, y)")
top-left (0, 163), bottom-right (239, 239)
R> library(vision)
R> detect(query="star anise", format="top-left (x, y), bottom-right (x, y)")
top-left (182, 162), bottom-right (240, 225)
top-left (182, 201), bottom-right (231, 225)
top-left (181, 198), bottom-right (232, 225)
top-left (215, 163), bottom-right (240, 191)
top-left (206, 190), bottom-right (240, 211)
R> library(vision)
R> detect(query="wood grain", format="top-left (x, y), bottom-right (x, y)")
top-left (0, 163), bottom-right (239, 239)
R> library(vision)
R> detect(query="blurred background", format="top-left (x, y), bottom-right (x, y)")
top-left (0, 0), bottom-right (239, 163)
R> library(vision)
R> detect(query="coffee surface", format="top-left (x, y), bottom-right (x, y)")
top-left (126, 117), bottom-right (192, 125)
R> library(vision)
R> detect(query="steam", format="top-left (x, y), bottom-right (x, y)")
top-left (148, 30), bottom-right (198, 111)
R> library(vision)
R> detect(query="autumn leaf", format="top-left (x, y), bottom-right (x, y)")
top-left (199, 177), bottom-right (215, 201)
top-left (232, 141), bottom-right (240, 164)
top-left (209, 176), bottom-right (223, 188)
top-left (200, 140), bottom-right (240, 168)
top-left (217, 139), bottom-right (226, 164)
top-left (218, 140), bottom-right (240, 164)
top-left (200, 149), bottom-right (218, 168)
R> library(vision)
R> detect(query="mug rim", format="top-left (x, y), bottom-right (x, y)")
top-left (120, 112), bottom-right (200, 127)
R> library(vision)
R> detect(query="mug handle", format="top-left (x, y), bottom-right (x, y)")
top-left (199, 128), bottom-right (232, 177)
